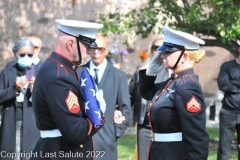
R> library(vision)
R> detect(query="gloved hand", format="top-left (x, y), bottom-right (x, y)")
top-left (146, 52), bottom-right (163, 76)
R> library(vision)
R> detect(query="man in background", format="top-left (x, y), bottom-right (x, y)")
top-left (78, 34), bottom-right (131, 160)
top-left (217, 40), bottom-right (240, 160)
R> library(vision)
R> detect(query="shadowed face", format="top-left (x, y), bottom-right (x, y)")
top-left (89, 35), bottom-right (108, 66)
top-left (77, 40), bottom-right (91, 63)
top-left (161, 50), bottom-right (181, 69)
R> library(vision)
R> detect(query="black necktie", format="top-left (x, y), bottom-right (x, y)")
top-left (94, 68), bottom-right (98, 84)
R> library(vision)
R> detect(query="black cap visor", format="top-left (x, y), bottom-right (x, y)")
top-left (89, 41), bottom-right (98, 48)
top-left (157, 45), bottom-right (179, 52)
top-left (157, 42), bottom-right (186, 52)
top-left (78, 35), bottom-right (96, 46)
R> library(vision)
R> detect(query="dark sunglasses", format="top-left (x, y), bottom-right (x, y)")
top-left (152, 45), bottom-right (160, 51)
top-left (18, 53), bottom-right (34, 58)
top-left (90, 47), bottom-right (106, 54)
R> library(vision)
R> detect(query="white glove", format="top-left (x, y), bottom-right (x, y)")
top-left (146, 52), bottom-right (163, 76)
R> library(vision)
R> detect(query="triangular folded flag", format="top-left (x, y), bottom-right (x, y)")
top-left (81, 67), bottom-right (104, 128)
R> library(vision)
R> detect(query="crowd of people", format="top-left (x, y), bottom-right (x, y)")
top-left (0, 18), bottom-right (239, 160)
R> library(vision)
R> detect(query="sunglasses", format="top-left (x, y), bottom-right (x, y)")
top-left (18, 53), bottom-right (34, 58)
top-left (152, 45), bottom-right (160, 51)
top-left (90, 47), bottom-right (106, 54)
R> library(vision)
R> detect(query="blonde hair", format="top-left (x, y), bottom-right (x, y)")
top-left (186, 50), bottom-right (206, 63)
top-left (142, 34), bottom-right (164, 65)
top-left (147, 34), bottom-right (164, 59)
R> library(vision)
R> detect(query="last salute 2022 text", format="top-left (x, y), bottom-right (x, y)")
top-left (0, 151), bottom-right (106, 159)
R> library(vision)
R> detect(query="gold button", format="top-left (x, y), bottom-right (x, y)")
top-left (149, 103), bottom-right (153, 107)
top-left (79, 144), bottom-right (83, 148)
top-left (72, 65), bottom-right (75, 70)
top-left (60, 64), bottom-right (63, 67)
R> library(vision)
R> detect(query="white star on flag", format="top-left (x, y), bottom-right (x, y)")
top-left (90, 89), bottom-right (96, 96)
top-left (81, 78), bottom-right (87, 87)
top-left (81, 67), bottom-right (104, 127)
top-left (94, 111), bottom-right (101, 119)
top-left (85, 101), bottom-right (90, 112)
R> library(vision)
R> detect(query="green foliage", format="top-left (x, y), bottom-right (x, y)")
top-left (207, 127), bottom-right (219, 141)
top-left (97, 0), bottom-right (240, 52)
top-left (208, 150), bottom-right (237, 160)
top-left (117, 135), bottom-right (136, 160)
top-left (208, 0), bottom-right (240, 42)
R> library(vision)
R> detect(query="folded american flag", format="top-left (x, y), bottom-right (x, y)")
top-left (81, 67), bottom-right (104, 128)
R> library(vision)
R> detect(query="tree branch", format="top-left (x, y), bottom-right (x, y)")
top-left (202, 39), bottom-right (239, 57)
top-left (182, 0), bottom-right (190, 8)
top-left (187, 29), bottom-right (239, 57)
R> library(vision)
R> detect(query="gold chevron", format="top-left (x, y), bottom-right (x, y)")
top-left (66, 90), bottom-right (80, 110)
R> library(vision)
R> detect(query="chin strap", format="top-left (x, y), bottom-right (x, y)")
top-left (171, 49), bottom-right (185, 70)
top-left (76, 34), bottom-right (82, 64)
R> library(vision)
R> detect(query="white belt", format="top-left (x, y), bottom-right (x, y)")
top-left (40, 129), bottom-right (62, 138)
top-left (150, 132), bottom-right (182, 142)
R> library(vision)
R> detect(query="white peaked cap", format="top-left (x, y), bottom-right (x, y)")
top-left (55, 19), bottom-right (103, 39)
top-left (162, 26), bottom-right (205, 50)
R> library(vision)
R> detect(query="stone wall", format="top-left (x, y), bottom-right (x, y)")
top-left (0, 0), bottom-right (234, 98)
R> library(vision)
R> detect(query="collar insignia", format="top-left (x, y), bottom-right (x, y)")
top-left (171, 73), bottom-right (178, 78)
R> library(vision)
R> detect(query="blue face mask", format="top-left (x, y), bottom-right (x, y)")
top-left (17, 56), bottom-right (33, 68)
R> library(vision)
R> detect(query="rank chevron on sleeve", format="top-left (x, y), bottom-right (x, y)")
top-left (186, 96), bottom-right (201, 112)
top-left (65, 90), bottom-right (80, 113)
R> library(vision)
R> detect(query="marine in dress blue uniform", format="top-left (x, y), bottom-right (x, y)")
top-left (31, 20), bottom-right (105, 160)
top-left (139, 27), bottom-right (209, 160)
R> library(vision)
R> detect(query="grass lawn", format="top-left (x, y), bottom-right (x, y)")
top-left (117, 127), bottom-right (238, 160)
top-left (117, 135), bottom-right (136, 160)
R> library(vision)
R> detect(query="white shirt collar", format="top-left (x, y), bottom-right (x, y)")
top-left (89, 58), bottom-right (107, 70)
top-left (89, 59), bottom-right (107, 83)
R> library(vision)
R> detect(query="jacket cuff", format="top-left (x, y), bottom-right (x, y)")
top-left (86, 118), bottom-right (93, 136)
